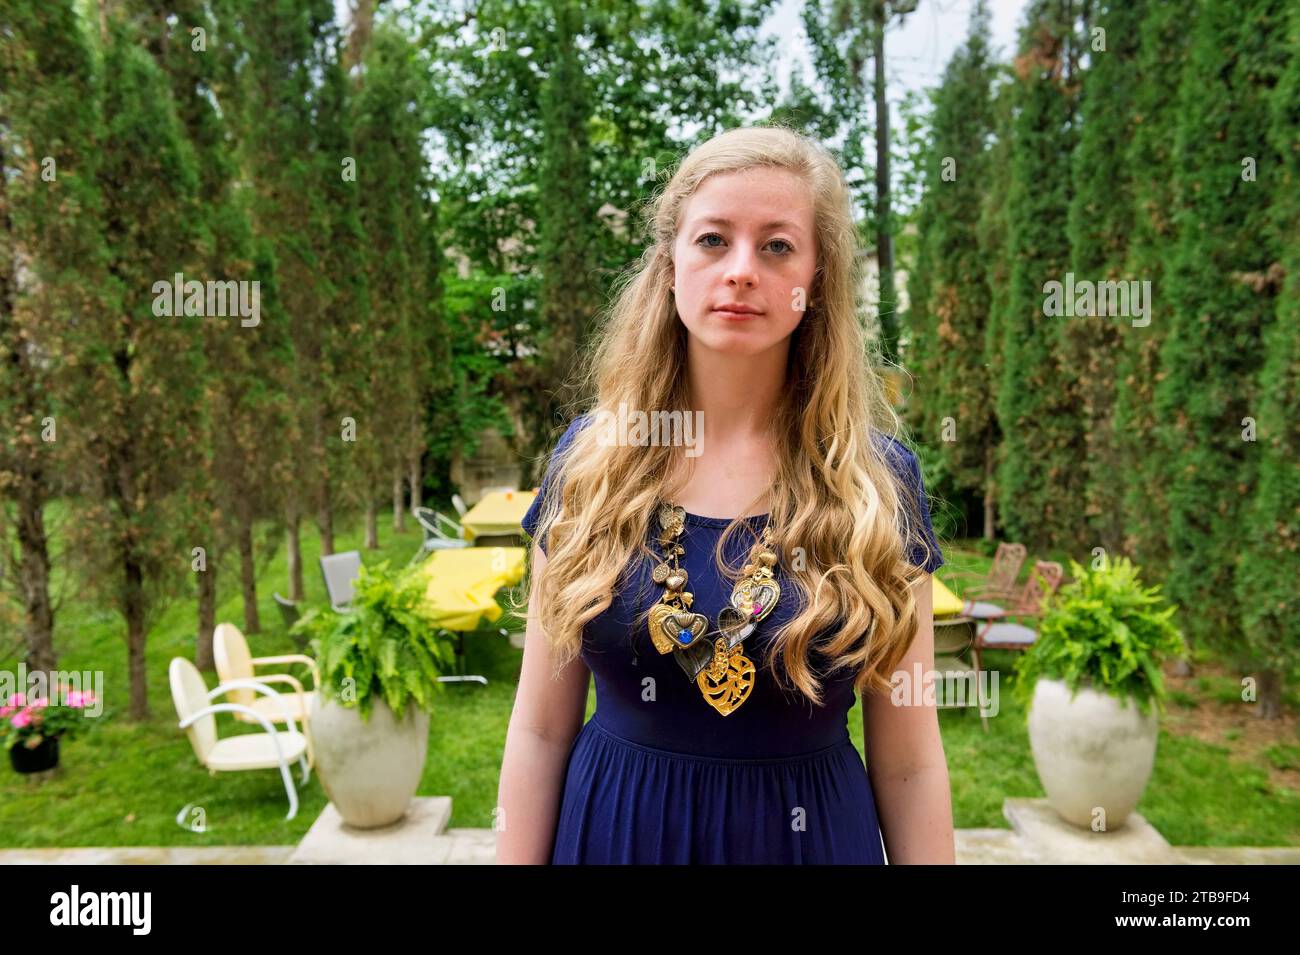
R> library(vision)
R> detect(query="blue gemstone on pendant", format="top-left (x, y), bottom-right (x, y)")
top-left (678, 629), bottom-right (692, 643)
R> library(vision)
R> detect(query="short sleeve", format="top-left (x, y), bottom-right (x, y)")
top-left (520, 414), bottom-right (590, 556)
top-left (879, 435), bottom-right (945, 574)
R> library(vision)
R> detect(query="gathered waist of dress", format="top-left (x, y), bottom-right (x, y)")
top-left (584, 712), bottom-right (854, 766)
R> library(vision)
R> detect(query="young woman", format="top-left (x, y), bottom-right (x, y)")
top-left (496, 125), bottom-right (955, 864)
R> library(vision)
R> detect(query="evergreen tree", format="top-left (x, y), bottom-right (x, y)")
top-left (0, 0), bottom-right (110, 673)
top-left (1155, 0), bottom-right (1288, 651)
top-left (1234, 0), bottom-right (1300, 718)
top-left (1065, 0), bottom-right (1145, 557)
top-left (1114, 0), bottom-right (1194, 573)
top-left (995, 0), bottom-right (1087, 555)
top-left (72, 22), bottom-right (205, 719)
top-left (908, 0), bottom-right (997, 536)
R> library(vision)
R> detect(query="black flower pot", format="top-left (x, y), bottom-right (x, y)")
top-left (10, 735), bottom-right (60, 774)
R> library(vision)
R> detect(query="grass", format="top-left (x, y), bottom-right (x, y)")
top-left (1, 509), bottom-right (1297, 849)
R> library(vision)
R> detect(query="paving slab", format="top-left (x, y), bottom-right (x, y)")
top-left (288, 796), bottom-right (454, 864)
top-left (1004, 798), bottom-right (1182, 864)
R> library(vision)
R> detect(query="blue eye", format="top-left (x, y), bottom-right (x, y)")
top-left (696, 233), bottom-right (794, 254)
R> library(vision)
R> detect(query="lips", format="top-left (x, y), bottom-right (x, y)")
top-left (711, 303), bottom-right (763, 316)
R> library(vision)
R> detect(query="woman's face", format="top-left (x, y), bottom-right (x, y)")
top-left (671, 166), bottom-right (818, 357)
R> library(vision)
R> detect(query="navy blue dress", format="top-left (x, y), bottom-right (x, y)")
top-left (520, 415), bottom-right (944, 864)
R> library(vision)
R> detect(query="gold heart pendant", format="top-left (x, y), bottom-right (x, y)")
top-left (648, 603), bottom-right (707, 654)
top-left (732, 578), bottom-right (780, 623)
top-left (697, 646), bottom-right (756, 716)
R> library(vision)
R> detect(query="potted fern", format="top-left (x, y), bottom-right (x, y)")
top-left (290, 560), bottom-right (456, 828)
top-left (1013, 556), bottom-right (1188, 831)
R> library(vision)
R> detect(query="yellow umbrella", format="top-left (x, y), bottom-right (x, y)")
top-left (460, 490), bottom-right (538, 540)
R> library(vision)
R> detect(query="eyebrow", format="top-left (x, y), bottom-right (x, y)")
top-left (694, 216), bottom-right (804, 235)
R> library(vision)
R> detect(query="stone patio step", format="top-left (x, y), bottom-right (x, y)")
top-left (0, 846), bottom-right (296, 864)
top-left (288, 796), bottom-right (456, 864)
top-left (2, 797), bottom-right (1295, 865)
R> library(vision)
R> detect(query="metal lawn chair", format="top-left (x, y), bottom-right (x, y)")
top-left (409, 506), bottom-right (472, 566)
top-left (971, 560), bottom-right (1065, 732)
top-left (946, 542), bottom-right (1028, 621)
top-left (320, 550), bottom-right (363, 612)
top-left (169, 657), bottom-right (311, 821)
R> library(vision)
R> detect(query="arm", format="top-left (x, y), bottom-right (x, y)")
top-left (862, 573), bottom-right (956, 864)
top-left (496, 542), bottom-right (591, 864)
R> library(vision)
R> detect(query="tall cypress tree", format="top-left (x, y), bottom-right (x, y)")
top-left (310, 28), bottom-right (371, 555)
top-left (528, 0), bottom-right (604, 445)
top-left (237, 0), bottom-right (332, 596)
top-left (1114, 0), bottom-right (1194, 574)
top-left (975, 68), bottom-right (1014, 540)
top-left (0, 0), bottom-right (110, 674)
top-left (910, 0), bottom-right (997, 536)
top-left (71, 21), bottom-right (205, 719)
top-left (351, 19), bottom-right (430, 548)
top-left (1234, 0), bottom-right (1300, 718)
top-left (996, 0), bottom-right (1087, 554)
top-left (1155, 0), bottom-right (1288, 651)
top-left (127, 0), bottom-right (280, 648)
top-left (1065, 0), bottom-right (1146, 557)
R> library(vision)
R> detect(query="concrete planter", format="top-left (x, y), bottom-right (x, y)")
top-left (1027, 677), bottom-right (1158, 831)
top-left (309, 695), bottom-right (429, 829)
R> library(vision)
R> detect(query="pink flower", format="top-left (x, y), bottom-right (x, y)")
top-left (11, 711), bottom-right (32, 729)
top-left (0, 706), bottom-right (11, 718)
top-left (32, 697), bottom-right (49, 708)
top-left (5, 693), bottom-right (25, 708)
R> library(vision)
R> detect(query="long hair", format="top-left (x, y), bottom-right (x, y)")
top-left (515, 123), bottom-right (937, 705)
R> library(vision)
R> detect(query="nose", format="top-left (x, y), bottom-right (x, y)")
top-left (723, 244), bottom-right (759, 289)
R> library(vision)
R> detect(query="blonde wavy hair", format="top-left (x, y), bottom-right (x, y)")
top-left (512, 123), bottom-right (937, 706)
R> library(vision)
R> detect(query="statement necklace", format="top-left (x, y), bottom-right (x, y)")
top-left (647, 502), bottom-right (781, 716)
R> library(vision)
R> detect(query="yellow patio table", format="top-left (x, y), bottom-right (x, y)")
top-left (459, 489), bottom-right (538, 541)
top-left (932, 575), bottom-right (966, 618)
top-left (417, 547), bottom-right (527, 630)
top-left (415, 546), bottom-right (527, 685)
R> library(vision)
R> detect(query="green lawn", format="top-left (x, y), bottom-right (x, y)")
top-left (2, 509), bottom-right (1297, 849)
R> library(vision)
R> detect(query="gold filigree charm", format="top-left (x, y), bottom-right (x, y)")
top-left (697, 640), bottom-right (756, 716)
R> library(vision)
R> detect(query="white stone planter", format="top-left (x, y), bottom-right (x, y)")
top-left (1026, 677), bottom-right (1159, 831)
top-left (308, 695), bottom-right (430, 829)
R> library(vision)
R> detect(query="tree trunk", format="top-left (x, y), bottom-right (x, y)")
top-left (392, 469), bottom-right (406, 533)
top-left (285, 503), bottom-right (304, 601)
top-left (238, 513), bottom-right (260, 634)
top-left (315, 412), bottom-right (334, 555)
top-left (195, 561), bottom-right (216, 670)
top-left (317, 476), bottom-right (335, 556)
top-left (1257, 668), bottom-right (1282, 720)
top-left (872, 8), bottom-right (898, 364)
top-left (983, 450), bottom-right (996, 542)
top-left (408, 448), bottom-right (423, 510)
top-left (364, 494), bottom-right (379, 549)
top-left (16, 478), bottom-right (56, 674)
top-left (125, 555), bottom-right (149, 720)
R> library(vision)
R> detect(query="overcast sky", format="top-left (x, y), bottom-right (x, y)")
top-left (762, 0), bottom-right (1027, 106)
top-left (336, 0), bottom-right (1029, 109)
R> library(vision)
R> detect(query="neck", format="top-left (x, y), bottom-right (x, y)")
top-left (684, 336), bottom-right (788, 445)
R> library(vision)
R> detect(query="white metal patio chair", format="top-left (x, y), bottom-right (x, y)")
top-left (169, 657), bottom-right (311, 821)
top-left (213, 623), bottom-right (319, 756)
top-left (409, 506), bottom-right (471, 566)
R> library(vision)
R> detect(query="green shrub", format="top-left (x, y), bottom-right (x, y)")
top-left (290, 561), bottom-right (457, 722)
top-left (1013, 556), bottom-right (1189, 717)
